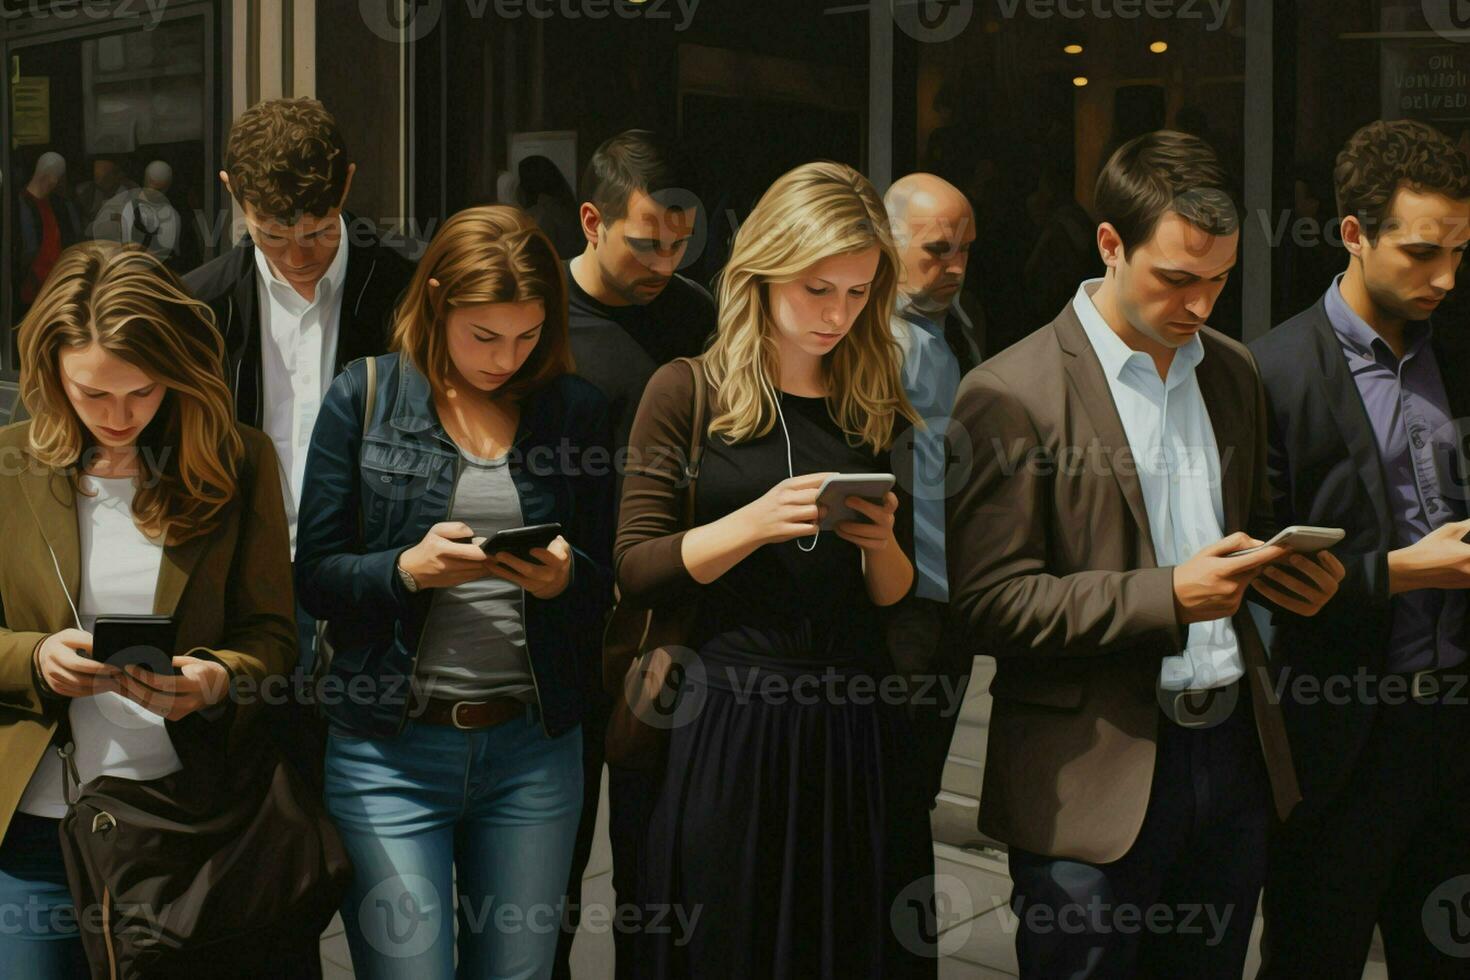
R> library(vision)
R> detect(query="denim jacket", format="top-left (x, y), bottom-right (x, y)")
top-left (295, 353), bottom-right (615, 738)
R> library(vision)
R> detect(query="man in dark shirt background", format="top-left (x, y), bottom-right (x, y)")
top-left (565, 129), bottom-right (716, 458)
top-left (555, 129), bottom-right (715, 980)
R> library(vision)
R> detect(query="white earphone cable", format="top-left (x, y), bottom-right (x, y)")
top-left (764, 373), bottom-right (820, 553)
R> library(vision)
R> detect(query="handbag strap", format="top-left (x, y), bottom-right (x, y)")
top-left (676, 356), bottom-right (707, 528)
top-left (357, 355), bottom-right (378, 541)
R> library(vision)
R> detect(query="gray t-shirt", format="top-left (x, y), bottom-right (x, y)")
top-left (414, 448), bottom-right (536, 703)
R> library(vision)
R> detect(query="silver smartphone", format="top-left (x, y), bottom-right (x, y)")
top-left (1226, 525), bottom-right (1345, 558)
top-left (815, 473), bottom-right (896, 532)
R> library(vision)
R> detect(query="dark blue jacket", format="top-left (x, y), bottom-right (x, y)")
top-left (295, 353), bottom-right (615, 738)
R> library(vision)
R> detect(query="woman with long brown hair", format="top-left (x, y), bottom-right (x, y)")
top-left (0, 241), bottom-right (297, 975)
top-left (295, 205), bottom-right (615, 978)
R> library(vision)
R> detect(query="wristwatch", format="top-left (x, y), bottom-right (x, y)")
top-left (396, 559), bottom-right (421, 594)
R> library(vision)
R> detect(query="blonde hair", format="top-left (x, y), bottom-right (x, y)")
top-left (704, 161), bottom-right (918, 453)
top-left (17, 242), bottom-right (245, 544)
top-left (390, 205), bottom-right (574, 402)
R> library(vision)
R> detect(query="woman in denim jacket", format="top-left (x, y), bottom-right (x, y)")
top-left (295, 206), bottom-right (615, 980)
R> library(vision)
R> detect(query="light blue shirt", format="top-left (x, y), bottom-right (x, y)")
top-left (892, 297), bottom-right (966, 602)
top-left (1072, 280), bottom-right (1241, 691)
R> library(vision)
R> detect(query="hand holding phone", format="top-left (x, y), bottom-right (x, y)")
top-left (34, 629), bottom-right (118, 699)
top-left (400, 521), bottom-right (499, 590)
top-left (484, 534), bottom-right (574, 600)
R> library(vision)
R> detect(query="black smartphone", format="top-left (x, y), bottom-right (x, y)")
top-left (473, 522), bottom-right (563, 562)
top-left (91, 614), bottom-right (179, 676)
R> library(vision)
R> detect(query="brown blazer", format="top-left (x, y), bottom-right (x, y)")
top-left (947, 302), bottom-right (1300, 864)
top-left (0, 421), bottom-right (298, 845)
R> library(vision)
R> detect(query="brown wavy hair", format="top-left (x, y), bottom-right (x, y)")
top-left (390, 205), bottom-right (574, 402)
top-left (225, 97), bottom-right (349, 220)
top-left (17, 242), bottom-right (245, 544)
top-left (1335, 119), bottom-right (1470, 242)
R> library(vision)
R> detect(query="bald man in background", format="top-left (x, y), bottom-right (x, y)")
top-left (883, 173), bottom-right (985, 807)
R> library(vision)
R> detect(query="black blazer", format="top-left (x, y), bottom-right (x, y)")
top-left (182, 217), bottom-right (416, 427)
top-left (1249, 297), bottom-right (1470, 813)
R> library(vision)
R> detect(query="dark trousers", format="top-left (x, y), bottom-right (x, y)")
top-left (884, 596), bottom-right (970, 807)
top-left (1008, 683), bottom-right (1270, 979)
top-left (553, 694), bottom-right (661, 980)
top-left (1259, 683), bottom-right (1470, 979)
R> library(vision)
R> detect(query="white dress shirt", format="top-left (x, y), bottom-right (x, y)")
top-left (255, 218), bottom-right (349, 552)
top-left (1072, 280), bottom-right (1242, 691)
top-left (18, 475), bottom-right (180, 817)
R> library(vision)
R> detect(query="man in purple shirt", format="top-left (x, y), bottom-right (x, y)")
top-left (1251, 119), bottom-right (1470, 978)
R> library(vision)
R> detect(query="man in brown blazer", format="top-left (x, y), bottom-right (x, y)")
top-left (947, 131), bottom-right (1345, 978)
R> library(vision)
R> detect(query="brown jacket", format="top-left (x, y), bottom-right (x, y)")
top-left (947, 303), bottom-right (1300, 864)
top-left (0, 421), bottom-right (298, 845)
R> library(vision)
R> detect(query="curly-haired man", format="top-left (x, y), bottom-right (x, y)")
top-left (185, 97), bottom-right (415, 554)
top-left (1251, 118), bottom-right (1470, 978)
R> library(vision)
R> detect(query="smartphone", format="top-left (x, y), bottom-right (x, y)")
top-left (815, 473), bottom-right (896, 532)
top-left (472, 522), bottom-right (563, 562)
top-left (1226, 525), bottom-right (1345, 558)
top-left (91, 614), bottom-right (178, 676)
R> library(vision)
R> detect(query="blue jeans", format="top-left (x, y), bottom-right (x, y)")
top-left (0, 813), bottom-right (90, 979)
top-left (324, 711), bottom-right (583, 980)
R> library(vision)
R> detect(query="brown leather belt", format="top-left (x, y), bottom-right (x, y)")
top-left (414, 696), bottom-right (527, 730)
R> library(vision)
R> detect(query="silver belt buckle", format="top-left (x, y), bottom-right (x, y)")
top-left (451, 700), bottom-right (488, 729)
top-left (1411, 669), bottom-right (1440, 700)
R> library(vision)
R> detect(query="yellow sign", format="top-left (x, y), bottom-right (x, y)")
top-left (12, 76), bottom-right (50, 148)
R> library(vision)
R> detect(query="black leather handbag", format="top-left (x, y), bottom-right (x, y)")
top-left (55, 732), bottom-right (351, 979)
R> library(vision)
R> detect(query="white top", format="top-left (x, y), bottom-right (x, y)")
top-left (255, 217), bottom-right (350, 552)
top-left (17, 475), bottom-right (181, 818)
top-left (1071, 280), bottom-right (1243, 692)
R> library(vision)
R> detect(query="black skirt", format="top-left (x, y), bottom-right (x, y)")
top-left (635, 642), bottom-right (939, 980)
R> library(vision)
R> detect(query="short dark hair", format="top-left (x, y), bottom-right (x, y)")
top-left (579, 129), bottom-right (695, 224)
top-left (1335, 119), bottom-right (1470, 242)
top-left (225, 98), bottom-right (350, 221)
top-left (1094, 129), bottom-right (1238, 252)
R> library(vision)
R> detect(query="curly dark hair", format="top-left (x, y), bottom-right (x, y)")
top-left (224, 98), bottom-right (349, 221)
top-left (1334, 119), bottom-right (1470, 241)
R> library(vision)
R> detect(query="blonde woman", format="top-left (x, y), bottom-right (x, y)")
top-left (616, 162), bottom-right (934, 979)
top-left (0, 242), bottom-right (297, 975)
top-left (295, 206), bottom-right (615, 979)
